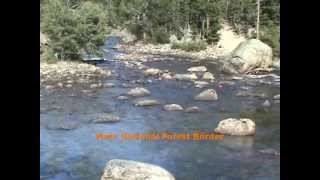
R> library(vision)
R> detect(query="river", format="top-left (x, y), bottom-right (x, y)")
top-left (40, 37), bottom-right (280, 180)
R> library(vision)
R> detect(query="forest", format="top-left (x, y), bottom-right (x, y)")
top-left (40, 0), bottom-right (279, 60)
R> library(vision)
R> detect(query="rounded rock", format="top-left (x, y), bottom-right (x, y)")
top-left (214, 118), bottom-right (255, 136)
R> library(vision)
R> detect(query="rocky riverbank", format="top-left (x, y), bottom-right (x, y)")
top-left (115, 42), bottom-right (225, 62)
top-left (40, 61), bottom-right (112, 89)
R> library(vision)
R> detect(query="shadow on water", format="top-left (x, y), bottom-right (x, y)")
top-left (40, 37), bottom-right (280, 180)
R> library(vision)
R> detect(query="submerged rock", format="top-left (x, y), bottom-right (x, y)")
top-left (214, 118), bottom-right (256, 136)
top-left (93, 114), bottom-right (120, 123)
top-left (184, 106), bottom-right (201, 113)
top-left (174, 73), bottom-right (198, 81)
top-left (202, 72), bottom-right (215, 80)
top-left (101, 159), bottom-right (175, 180)
top-left (163, 104), bottom-right (184, 111)
top-left (194, 89), bottom-right (218, 101)
top-left (134, 99), bottom-right (160, 107)
top-left (259, 148), bottom-right (280, 156)
top-left (103, 83), bottom-right (115, 88)
top-left (236, 91), bottom-right (267, 98)
top-left (187, 66), bottom-right (207, 72)
top-left (218, 81), bottom-right (235, 86)
top-left (116, 96), bottom-right (129, 100)
top-left (127, 87), bottom-right (151, 97)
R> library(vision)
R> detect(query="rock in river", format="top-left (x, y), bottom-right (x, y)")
top-left (143, 68), bottom-right (162, 76)
top-left (160, 73), bottom-right (173, 80)
top-left (273, 94), bottom-right (280, 100)
top-left (194, 89), bottom-right (218, 101)
top-left (262, 100), bottom-right (271, 107)
top-left (202, 72), bottom-right (215, 80)
top-left (187, 66), bottom-right (207, 72)
top-left (127, 87), bottom-right (151, 97)
top-left (93, 114), bottom-right (120, 123)
top-left (258, 148), bottom-right (280, 156)
top-left (174, 73), bottom-right (198, 81)
top-left (103, 83), bottom-right (115, 88)
top-left (194, 81), bottom-right (209, 88)
top-left (116, 96), bottom-right (129, 100)
top-left (214, 118), bottom-right (256, 136)
top-left (185, 106), bottom-right (201, 113)
top-left (163, 104), bottom-right (184, 111)
top-left (222, 39), bottom-right (273, 74)
top-left (236, 91), bottom-right (267, 98)
top-left (101, 159), bottom-right (175, 180)
top-left (134, 99), bottom-right (160, 107)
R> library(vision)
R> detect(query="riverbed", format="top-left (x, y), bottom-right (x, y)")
top-left (40, 37), bottom-right (280, 180)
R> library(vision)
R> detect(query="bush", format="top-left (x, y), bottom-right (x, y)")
top-left (150, 28), bottom-right (170, 44)
top-left (260, 24), bottom-right (280, 56)
top-left (171, 39), bottom-right (207, 52)
top-left (41, 0), bottom-right (108, 60)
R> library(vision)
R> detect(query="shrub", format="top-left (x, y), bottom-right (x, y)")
top-left (260, 24), bottom-right (280, 56)
top-left (171, 39), bottom-right (207, 52)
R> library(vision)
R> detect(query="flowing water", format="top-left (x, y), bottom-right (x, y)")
top-left (40, 37), bottom-right (280, 180)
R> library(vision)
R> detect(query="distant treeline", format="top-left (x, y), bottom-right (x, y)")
top-left (40, 0), bottom-right (279, 60)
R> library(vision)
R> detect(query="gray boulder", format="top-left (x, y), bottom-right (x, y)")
top-left (127, 87), bottom-right (151, 97)
top-left (202, 72), bottom-right (215, 80)
top-left (194, 89), bottom-right (218, 101)
top-left (214, 118), bottom-right (255, 136)
top-left (222, 39), bottom-right (273, 74)
top-left (174, 73), bottom-right (198, 81)
top-left (134, 99), bottom-right (160, 107)
top-left (184, 106), bottom-right (201, 113)
top-left (187, 66), bottom-right (207, 72)
top-left (143, 68), bottom-right (162, 76)
top-left (163, 104), bottom-right (184, 111)
top-left (101, 159), bottom-right (175, 180)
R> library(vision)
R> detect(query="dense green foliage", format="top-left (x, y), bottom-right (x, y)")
top-left (41, 0), bottom-right (280, 60)
top-left (41, 0), bottom-right (108, 60)
top-left (225, 0), bottom-right (280, 55)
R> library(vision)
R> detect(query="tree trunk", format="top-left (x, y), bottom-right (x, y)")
top-left (226, 0), bottom-right (229, 17)
top-left (256, 0), bottom-right (260, 39)
top-left (201, 18), bottom-right (205, 39)
top-left (206, 16), bottom-right (210, 33)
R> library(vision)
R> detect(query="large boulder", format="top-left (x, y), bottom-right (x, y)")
top-left (101, 159), bottom-right (175, 180)
top-left (214, 118), bottom-right (255, 136)
top-left (222, 39), bottom-right (273, 74)
top-left (194, 89), bottom-right (218, 101)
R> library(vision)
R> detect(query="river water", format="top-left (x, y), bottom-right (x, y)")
top-left (40, 37), bottom-right (280, 180)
